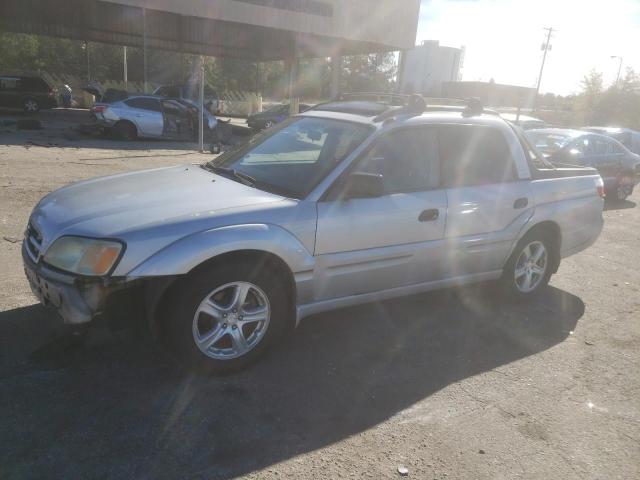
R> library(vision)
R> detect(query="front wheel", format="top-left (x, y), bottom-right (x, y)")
top-left (501, 234), bottom-right (554, 300)
top-left (163, 261), bottom-right (290, 373)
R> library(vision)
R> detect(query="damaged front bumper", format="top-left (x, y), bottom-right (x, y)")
top-left (22, 244), bottom-right (131, 325)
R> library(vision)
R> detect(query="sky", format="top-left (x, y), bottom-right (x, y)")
top-left (416, 0), bottom-right (640, 95)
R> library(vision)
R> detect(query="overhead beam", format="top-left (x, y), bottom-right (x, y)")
top-left (0, 0), bottom-right (410, 60)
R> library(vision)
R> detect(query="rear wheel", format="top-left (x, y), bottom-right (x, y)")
top-left (113, 121), bottom-right (137, 140)
top-left (162, 260), bottom-right (291, 373)
top-left (616, 182), bottom-right (633, 201)
top-left (263, 120), bottom-right (275, 129)
top-left (501, 232), bottom-right (554, 300)
top-left (22, 98), bottom-right (40, 114)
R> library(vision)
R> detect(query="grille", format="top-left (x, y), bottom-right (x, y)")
top-left (25, 222), bottom-right (43, 262)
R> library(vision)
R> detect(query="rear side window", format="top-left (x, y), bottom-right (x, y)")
top-left (0, 77), bottom-right (21, 90)
top-left (125, 98), bottom-right (162, 112)
top-left (439, 125), bottom-right (517, 187)
top-left (358, 127), bottom-right (439, 193)
top-left (593, 138), bottom-right (613, 155)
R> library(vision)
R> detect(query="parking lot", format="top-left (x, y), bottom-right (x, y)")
top-left (1, 119), bottom-right (639, 479)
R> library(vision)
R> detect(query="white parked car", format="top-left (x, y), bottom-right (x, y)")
top-left (23, 96), bottom-right (605, 372)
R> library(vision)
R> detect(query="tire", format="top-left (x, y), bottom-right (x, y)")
top-left (615, 182), bottom-right (633, 202)
top-left (113, 121), bottom-right (137, 140)
top-left (263, 120), bottom-right (275, 129)
top-left (501, 231), bottom-right (555, 300)
top-left (162, 260), bottom-right (291, 373)
top-left (22, 98), bottom-right (40, 114)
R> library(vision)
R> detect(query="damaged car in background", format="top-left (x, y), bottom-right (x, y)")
top-left (23, 95), bottom-right (605, 373)
top-left (90, 95), bottom-right (219, 141)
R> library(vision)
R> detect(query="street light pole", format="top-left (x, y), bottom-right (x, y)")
top-left (611, 56), bottom-right (623, 87)
top-left (533, 26), bottom-right (553, 111)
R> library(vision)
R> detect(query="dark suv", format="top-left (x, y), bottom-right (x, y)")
top-left (0, 75), bottom-right (57, 113)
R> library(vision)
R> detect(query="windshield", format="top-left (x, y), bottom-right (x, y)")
top-left (205, 117), bottom-right (372, 198)
top-left (525, 132), bottom-right (573, 156)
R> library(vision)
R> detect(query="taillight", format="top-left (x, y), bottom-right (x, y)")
top-left (91, 105), bottom-right (108, 114)
top-left (596, 177), bottom-right (605, 199)
top-left (48, 89), bottom-right (55, 97)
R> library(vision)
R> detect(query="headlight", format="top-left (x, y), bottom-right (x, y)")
top-left (43, 237), bottom-right (124, 276)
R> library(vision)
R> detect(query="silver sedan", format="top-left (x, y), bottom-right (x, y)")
top-left (92, 95), bottom-right (218, 140)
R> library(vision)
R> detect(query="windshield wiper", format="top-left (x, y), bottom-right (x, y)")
top-left (204, 165), bottom-right (256, 187)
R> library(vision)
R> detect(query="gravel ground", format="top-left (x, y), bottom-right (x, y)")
top-left (0, 118), bottom-right (638, 480)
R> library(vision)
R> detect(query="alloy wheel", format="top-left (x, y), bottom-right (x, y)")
top-left (617, 184), bottom-right (631, 201)
top-left (514, 241), bottom-right (548, 293)
top-left (192, 281), bottom-right (271, 360)
top-left (24, 100), bottom-right (38, 112)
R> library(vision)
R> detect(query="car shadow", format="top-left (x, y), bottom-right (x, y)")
top-left (0, 285), bottom-right (583, 479)
top-left (604, 199), bottom-right (636, 211)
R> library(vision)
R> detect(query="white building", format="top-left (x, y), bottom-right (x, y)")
top-left (398, 40), bottom-right (464, 96)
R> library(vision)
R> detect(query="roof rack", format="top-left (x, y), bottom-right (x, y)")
top-left (371, 95), bottom-right (492, 122)
top-left (310, 92), bottom-right (498, 120)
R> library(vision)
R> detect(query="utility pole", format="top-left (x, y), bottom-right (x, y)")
top-left (534, 27), bottom-right (554, 111)
top-left (611, 55), bottom-right (623, 87)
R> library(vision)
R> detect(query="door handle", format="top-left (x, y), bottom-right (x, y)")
top-left (419, 209), bottom-right (439, 222)
top-left (513, 197), bottom-right (528, 209)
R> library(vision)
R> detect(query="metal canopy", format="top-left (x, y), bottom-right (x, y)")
top-left (0, 0), bottom-right (420, 60)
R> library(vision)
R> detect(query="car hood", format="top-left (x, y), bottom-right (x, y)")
top-left (30, 165), bottom-right (285, 247)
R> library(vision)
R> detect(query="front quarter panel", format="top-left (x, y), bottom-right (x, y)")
top-left (126, 223), bottom-right (316, 286)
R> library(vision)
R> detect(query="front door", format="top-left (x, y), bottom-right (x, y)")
top-left (314, 127), bottom-right (447, 301)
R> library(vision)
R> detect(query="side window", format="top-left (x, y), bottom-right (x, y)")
top-left (125, 98), bottom-right (162, 112)
top-left (611, 141), bottom-right (626, 154)
top-left (358, 128), bottom-right (439, 193)
top-left (593, 138), bottom-right (611, 155)
top-left (0, 77), bottom-right (20, 90)
top-left (439, 125), bottom-right (517, 187)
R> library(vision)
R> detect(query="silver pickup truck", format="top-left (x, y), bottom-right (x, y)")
top-left (23, 97), bottom-right (605, 372)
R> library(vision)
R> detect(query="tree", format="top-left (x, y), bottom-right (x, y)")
top-left (341, 52), bottom-right (397, 93)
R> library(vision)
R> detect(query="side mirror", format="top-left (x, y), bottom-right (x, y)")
top-left (343, 172), bottom-right (384, 199)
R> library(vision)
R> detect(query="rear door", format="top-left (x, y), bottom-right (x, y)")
top-left (123, 98), bottom-right (164, 137)
top-left (314, 127), bottom-right (447, 301)
top-left (591, 136), bottom-right (624, 188)
top-left (440, 124), bottom-right (533, 276)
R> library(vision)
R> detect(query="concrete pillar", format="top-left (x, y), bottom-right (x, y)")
top-left (142, 7), bottom-right (148, 93)
top-left (396, 50), bottom-right (407, 94)
top-left (286, 58), bottom-right (299, 116)
top-left (330, 54), bottom-right (341, 99)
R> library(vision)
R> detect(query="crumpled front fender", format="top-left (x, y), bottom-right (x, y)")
top-left (126, 223), bottom-right (315, 278)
